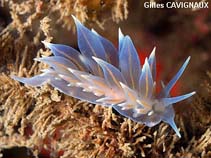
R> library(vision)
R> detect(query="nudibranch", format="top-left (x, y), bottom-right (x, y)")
top-left (12, 16), bottom-right (195, 138)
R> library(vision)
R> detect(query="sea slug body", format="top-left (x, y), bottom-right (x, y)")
top-left (12, 16), bottom-right (195, 138)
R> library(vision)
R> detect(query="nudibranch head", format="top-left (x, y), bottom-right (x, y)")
top-left (11, 15), bottom-right (195, 138)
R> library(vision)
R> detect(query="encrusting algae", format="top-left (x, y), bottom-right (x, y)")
top-left (0, 0), bottom-right (211, 158)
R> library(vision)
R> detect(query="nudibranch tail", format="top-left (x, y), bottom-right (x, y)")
top-left (11, 15), bottom-right (196, 138)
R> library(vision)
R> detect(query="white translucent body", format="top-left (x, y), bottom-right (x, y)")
top-left (11, 16), bottom-right (195, 138)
